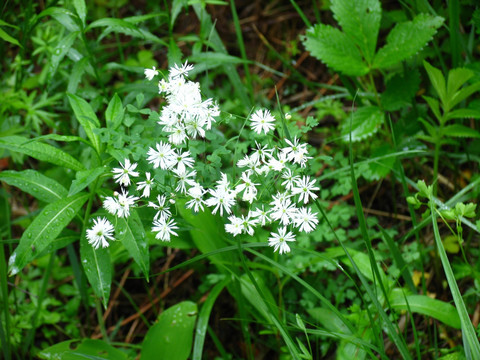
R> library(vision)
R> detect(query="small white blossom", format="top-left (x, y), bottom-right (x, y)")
top-left (270, 198), bottom-right (298, 225)
top-left (250, 205), bottom-right (271, 226)
top-left (291, 176), bottom-right (319, 204)
top-left (147, 142), bottom-right (176, 170)
top-left (112, 158), bottom-right (139, 187)
top-left (148, 194), bottom-right (171, 221)
top-left (87, 217), bottom-right (115, 249)
top-left (185, 185), bottom-right (206, 212)
top-left (137, 172), bottom-right (154, 198)
top-left (205, 187), bottom-right (236, 216)
top-left (169, 61), bottom-right (194, 79)
top-left (144, 66), bottom-right (159, 81)
top-left (152, 217), bottom-right (178, 242)
top-left (294, 207), bottom-right (319, 233)
top-left (173, 149), bottom-right (195, 173)
top-left (249, 109), bottom-right (276, 135)
top-left (225, 215), bottom-right (243, 237)
top-left (268, 227), bottom-right (296, 254)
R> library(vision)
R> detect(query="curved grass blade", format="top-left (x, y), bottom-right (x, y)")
top-left (0, 169), bottom-right (67, 203)
top-left (8, 193), bottom-right (89, 275)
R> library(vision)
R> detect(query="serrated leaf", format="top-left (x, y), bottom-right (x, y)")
top-left (390, 294), bottom-right (461, 329)
top-left (373, 14), bottom-right (444, 70)
top-left (116, 210), bottom-right (149, 280)
top-left (141, 301), bottom-right (198, 360)
top-left (0, 135), bottom-right (85, 171)
top-left (105, 93), bottom-right (124, 130)
top-left (424, 61), bottom-right (447, 105)
top-left (86, 18), bottom-right (143, 40)
top-left (69, 166), bottom-right (106, 196)
top-left (67, 93), bottom-right (102, 154)
top-left (0, 170), bottom-right (67, 203)
top-left (8, 193), bottom-right (89, 275)
top-left (0, 27), bottom-right (22, 48)
top-left (381, 69), bottom-right (420, 111)
top-left (331, 0), bottom-right (381, 64)
top-left (73, 0), bottom-right (87, 27)
top-left (80, 227), bottom-right (112, 308)
top-left (449, 82), bottom-right (480, 110)
top-left (303, 24), bottom-right (369, 76)
top-left (341, 106), bottom-right (384, 142)
top-left (441, 124), bottom-right (480, 138)
top-left (446, 109), bottom-right (480, 121)
top-left (447, 68), bottom-right (474, 99)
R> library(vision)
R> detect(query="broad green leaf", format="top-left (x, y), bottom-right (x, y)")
top-left (447, 68), bottom-right (474, 100)
top-left (80, 227), bottom-right (112, 308)
top-left (341, 106), bottom-right (384, 142)
top-left (38, 339), bottom-right (128, 360)
top-left (0, 27), bottom-right (22, 48)
top-left (8, 193), bottom-right (89, 275)
top-left (0, 135), bottom-right (85, 171)
top-left (381, 69), bottom-right (420, 111)
top-left (331, 0), bottom-right (381, 64)
top-left (34, 7), bottom-right (80, 32)
top-left (26, 133), bottom-right (92, 148)
top-left (48, 31), bottom-right (79, 83)
top-left (73, 0), bottom-right (87, 27)
top-left (424, 61), bottom-right (447, 106)
top-left (303, 24), bottom-right (369, 76)
top-left (0, 169), bottom-right (67, 203)
top-left (449, 82), bottom-right (480, 110)
top-left (69, 166), bottom-right (106, 196)
top-left (445, 109), bottom-right (480, 121)
top-left (67, 93), bottom-right (102, 154)
top-left (307, 307), bottom-right (350, 334)
top-left (373, 15), bottom-right (443, 70)
top-left (116, 210), bottom-right (149, 279)
top-left (240, 272), bottom-right (276, 324)
top-left (442, 235), bottom-right (460, 254)
top-left (141, 301), bottom-right (198, 360)
top-left (441, 124), bottom-right (480, 138)
top-left (105, 93), bottom-right (124, 130)
top-left (390, 293), bottom-right (461, 329)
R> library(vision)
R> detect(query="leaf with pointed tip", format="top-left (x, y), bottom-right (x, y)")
top-left (8, 193), bottom-right (89, 276)
top-left (424, 61), bottom-right (447, 105)
top-left (48, 31), bottom-right (79, 83)
top-left (442, 124), bottom-right (480, 138)
top-left (0, 170), bottom-right (67, 203)
top-left (69, 167), bottom-right (106, 196)
top-left (105, 93), bottom-right (124, 130)
top-left (341, 106), bottom-right (384, 142)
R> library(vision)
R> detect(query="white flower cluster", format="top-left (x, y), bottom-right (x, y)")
top-left (86, 61), bottom-right (321, 254)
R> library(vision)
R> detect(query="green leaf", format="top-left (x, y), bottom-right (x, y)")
top-left (105, 93), bottom-right (124, 130)
top-left (38, 339), bottom-right (128, 360)
top-left (390, 293), bottom-right (461, 329)
top-left (423, 96), bottom-right (442, 121)
top-left (34, 7), bottom-right (80, 32)
top-left (373, 14), bottom-right (444, 69)
top-left (0, 27), bottom-right (22, 48)
top-left (441, 124), bottom-right (480, 138)
top-left (171, 0), bottom-right (188, 27)
top-left (69, 166), bottom-right (106, 196)
top-left (0, 170), bottom-right (68, 203)
top-left (341, 106), bottom-right (384, 142)
top-left (86, 17), bottom-right (143, 38)
top-left (381, 69), bottom-right (420, 111)
top-left (8, 193), bottom-right (89, 275)
top-left (445, 109), bottom-right (480, 121)
top-left (447, 68), bottom-right (474, 100)
top-left (240, 272), bottom-right (277, 324)
top-left (48, 31), bottom-right (79, 83)
top-left (449, 82), bottom-right (480, 110)
top-left (68, 56), bottom-right (89, 94)
top-left (67, 93), bottom-right (102, 154)
top-left (116, 210), bottom-right (149, 280)
top-left (331, 0), bottom-right (381, 64)
top-left (0, 135), bottom-right (85, 171)
top-left (303, 24), bottom-right (369, 76)
top-left (141, 301), bottom-right (198, 360)
top-left (424, 61), bottom-right (447, 105)
top-left (73, 0), bottom-right (87, 27)
top-left (80, 227), bottom-right (112, 308)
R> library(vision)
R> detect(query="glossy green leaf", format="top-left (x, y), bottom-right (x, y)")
top-left (449, 82), bottom-right (480, 110)
top-left (303, 24), bottom-right (369, 76)
top-left (80, 227), bottom-right (112, 308)
top-left (141, 301), bottom-right (198, 360)
top-left (445, 109), bottom-right (480, 121)
top-left (105, 93), bottom-right (124, 130)
top-left (442, 124), bottom-right (480, 138)
top-left (68, 56), bottom-right (89, 94)
top-left (38, 339), bottom-right (128, 360)
top-left (34, 7), bottom-right (80, 32)
top-left (447, 68), bottom-right (474, 100)
top-left (331, 0), bottom-right (381, 64)
top-left (0, 27), bottom-right (22, 48)
top-left (373, 15), bottom-right (443, 69)
top-left (0, 135), bottom-right (85, 171)
top-left (341, 106), bottom-right (384, 142)
top-left (424, 61), bottom-right (447, 105)
top-left (67, 93), bottom-right (102, 154)
top-left (73, 0), bottom-right (87, 27)
top-left (116, 209), bottom-right (149, 280)
top-left (69, 167), bottom-right (106, 196)
top-left (8, 193), bottom-right (89, 276)
top-left (390, 293), bottom-right (461, 329)
top-left (0, 169), bottom-right (67, 203)
top-left (48, 31), bottom-right (79, 83)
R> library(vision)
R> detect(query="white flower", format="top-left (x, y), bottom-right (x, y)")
top-left (173, 168), bottom-right (197, 194)
top-left (205, 187), bottom-right (235, 216)
top-left (104, 196), bottom-right (121, 216)
top-left (173, 149), bottom-right (194, 173)
top-left (137, 172), bottom-right (154, 198)
top-left (147, 141), bottom-right (176, 170)
top-left (250, 205), bottom-right (271, 226)
top-left (112, 158), bottom-right (139, 187)
top-left (249, 109), bottom-right (276, 135)
top-left (251, 141), bottom-right (273, 163)
top-left (168, 124), bottom-right (188, 145)
top-left (281, 168), bottom-right (300, 191)
top-left (152, 217), bottom-right (179, 242)
top-left (116, 189), bottom-right (139, 218)
top-left (225, 215), bottom-right (243, 236)
top-left (148, 194), bottom-right (171, 221)
top-left (240, 214), bottom-right (258, 236)
top-left (268, 227), bottom-right (295, 254)
top-left (86, 217), bottom-right (115, 249)
top-left (186, 185), bottom-right (206, 212)
top-left (281, 137), bottom-right (308, 165)
top-left (235, 171), bottom-right (259, 203)
top-left (291, 176), bottom-right (319, 204)
top-left (267, 152), bottom-right (288, 172)
top-left (144, 66), bottom-right (159, 81)
top-left (294, 207), bottom-right (319, 233)
top-left (270, 198), bottom-right (298, 225)
top-left (169, 61), bottom-right (194, 79)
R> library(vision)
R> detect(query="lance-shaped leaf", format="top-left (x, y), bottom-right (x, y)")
top-left (68, 166), bottom-right (106, 196)
top-left (0, 136), bottom-right (85, 172)
top-left (48, 31), bottom-right (79, 83)
top-left (0, 169), bottom-right (67, 203)
top-left (80, 228), bottom-right (112, 309)
top-left (116, 209), bottom-right (149, 280)
top-left (8, 193), bottom-right (89, 275)
top-left (105, 93), bottom-right (124, 130)
top-left (67, 93), bottom-right (102, 154)
top-left (373, 14), bottom-right (443, 70)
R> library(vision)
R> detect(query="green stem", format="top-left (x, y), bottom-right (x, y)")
top-left (432, 138), bottom-right (441, 197)
top-left (95, 297), bottom-right (109, 342)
